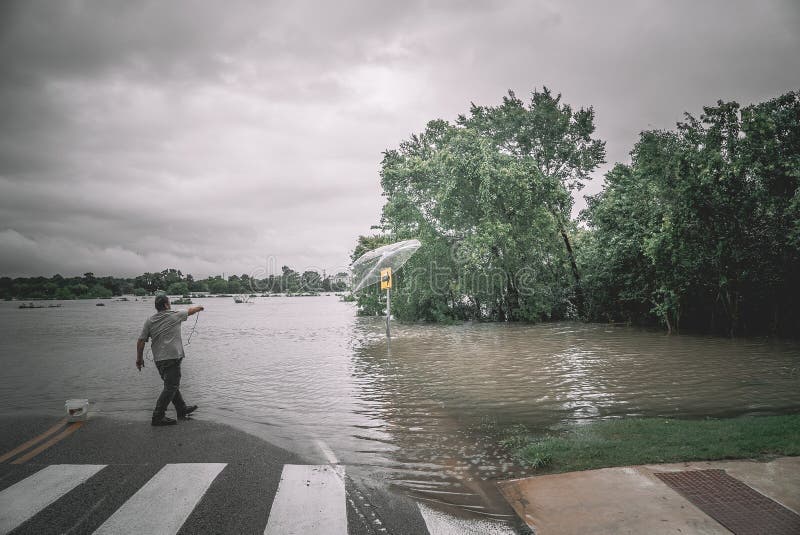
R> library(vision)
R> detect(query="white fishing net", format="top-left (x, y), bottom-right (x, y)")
top-left (350, 239), bottom-right (421, 292)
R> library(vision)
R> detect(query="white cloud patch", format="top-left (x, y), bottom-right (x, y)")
top-left (0, 229), bottom-right (216, 277)
top-left (1, 0), bottom-right (798, 277)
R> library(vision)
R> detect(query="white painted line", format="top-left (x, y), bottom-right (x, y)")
top-left (0, 464), bottom-right (106, 535)
top-left (418, 502), bottom-right (517, 535)
top-left (315, 439), bottom-right (339, 465)
top-left (264, 464), bottom-right (347, 535)
top-left (93, 463), bottom-right (226, 535)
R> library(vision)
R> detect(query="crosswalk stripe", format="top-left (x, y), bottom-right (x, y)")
top-left (0, 464), bottom-right (106, 535)
top-left (92, 463), bottom-right (226, 535)
top-left (3, 462), bottom-right (520, 535)
top-left (417, 502), bottom-right (518, 535)
top-left (264, 464), bottom-right (347, 535)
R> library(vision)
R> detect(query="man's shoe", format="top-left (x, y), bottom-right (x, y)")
top-left (151, 416), bottom-right (177, 426)
top-left (177, 405), bottom-right (198, 420)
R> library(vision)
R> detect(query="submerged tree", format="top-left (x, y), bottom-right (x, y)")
top-left (581, 91), bottom-right (800, 336)
top-left (461, 88), bottom-right (606, 315)
top-left (368, 89), bottom-right (605, 322)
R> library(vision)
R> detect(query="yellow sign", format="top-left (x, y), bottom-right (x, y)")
top-left (380, 267), bottom-right (392, 290)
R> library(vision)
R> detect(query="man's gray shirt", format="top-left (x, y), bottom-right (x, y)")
top-left (139, 310), bottom-right (189, 362)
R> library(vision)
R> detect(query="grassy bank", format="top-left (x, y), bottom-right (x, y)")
top-left (503, 414), bottom-right (800, 474)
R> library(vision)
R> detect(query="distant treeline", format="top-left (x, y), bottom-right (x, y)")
top-left (0, 267), bottom-right (349, 300)
top-left (355, 89), bottom-right (800, 337)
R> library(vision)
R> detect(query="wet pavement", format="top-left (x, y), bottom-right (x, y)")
top-left (3, 412), bottom-right (799, 534)
top-left (499, 457), bottom-right (800, 534)
top-left (0, 414), bottom-right (527, 534)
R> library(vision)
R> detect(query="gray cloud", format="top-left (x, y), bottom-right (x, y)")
top-left (1, 0), bottom-right (798, 277)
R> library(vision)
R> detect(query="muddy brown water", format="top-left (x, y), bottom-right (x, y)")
top-left (2, 297), bottom-right (799, 520)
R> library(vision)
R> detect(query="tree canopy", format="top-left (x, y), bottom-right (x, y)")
top-left (580, 92), bottom-right (800, 336)
top-left (356, 88), bottom-right (605, 322)
top-left (0, 266), bottom-right (349, 300)
top-left (353, 89), bottom-right (800, 336)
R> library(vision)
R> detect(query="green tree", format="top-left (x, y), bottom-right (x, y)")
top-left (227, 276), bottom-right (243, 294)
top-left (161, 269), bottom-right (183, 286)
top-left (461, 88), bottom-right (606, 315)
top-left (55, 287), bottom-right (75, 300)
top-left (191, 281), bottom-right (209, 293)
top-left (369, 89), bottom-right (601, 322)
top-left (135, 272), bottom-right (163, 293)
top-left (72, 283), bottom-right (89, 298)
top-left (88, 284), bottom-right (112, 298)
top-left (301, 270), bottom-right (322, 292)
top-left (281, 266), bottom-right (301, 293)
top-left (167, 282), bottom-right (190, 296)
top-left (238, 273), bottom-right (253, 293)
top-left (208, 277), bottom-right (229, 294)
top-left (0, 277), bottom-right (11, 299)
top-left (581, 91), bottom-right (800, 336)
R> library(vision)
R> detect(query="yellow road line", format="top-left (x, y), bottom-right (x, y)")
top-left (11, 422), bottom-right (84, 465)
top-left (0, 418), bottom-right (68, 463)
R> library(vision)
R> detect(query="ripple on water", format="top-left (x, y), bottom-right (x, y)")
top-left (2, 300), bottom-right (800, 520)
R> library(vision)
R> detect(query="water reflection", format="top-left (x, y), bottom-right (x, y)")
top-left (348, 320), bottom-right (800, 514)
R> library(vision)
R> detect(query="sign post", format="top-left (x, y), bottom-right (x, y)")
top-left (349, 239), bottom-right (420, 342)
top-left (381, 268), bottom-right (392, 338)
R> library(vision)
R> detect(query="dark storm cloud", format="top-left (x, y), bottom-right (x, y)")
top-left (0, 0), bottom-right (798, 277)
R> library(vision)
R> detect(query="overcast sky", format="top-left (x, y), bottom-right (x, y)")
top-left (1, 0), bottom-right (798, 278)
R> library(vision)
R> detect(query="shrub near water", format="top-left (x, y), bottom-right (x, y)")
top-left (504, 415), bottom-right (800, 473)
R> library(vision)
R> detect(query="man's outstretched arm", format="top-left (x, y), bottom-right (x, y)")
top-left (188, 305), bottom-right (204, 316)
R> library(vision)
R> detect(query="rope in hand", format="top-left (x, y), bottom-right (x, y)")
top-left (186, 311), bottom-right (200, 346)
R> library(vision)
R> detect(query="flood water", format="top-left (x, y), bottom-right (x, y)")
top-left (2, 296), bottom-right (799, 520)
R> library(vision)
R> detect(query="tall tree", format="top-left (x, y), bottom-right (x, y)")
top-left (460, 88), bottom-right (606, 315)
top-left (374, 90), bottom-right (597, 322)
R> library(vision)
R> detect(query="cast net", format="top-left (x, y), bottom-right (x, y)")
top-left (350, 239), bottom-right (421, 292)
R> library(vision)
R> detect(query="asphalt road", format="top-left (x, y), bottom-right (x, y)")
top-left (0, 414), bottom-right (525, 535)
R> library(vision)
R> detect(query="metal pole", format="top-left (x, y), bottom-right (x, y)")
top-left (386, 287), bottom-right (391, 338)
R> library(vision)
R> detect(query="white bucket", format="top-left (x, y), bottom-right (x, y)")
top-left (65, 399), bottom-right (89, 422)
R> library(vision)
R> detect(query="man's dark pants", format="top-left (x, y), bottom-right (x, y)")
top-left (153, 358), bottom-right (188, 419)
